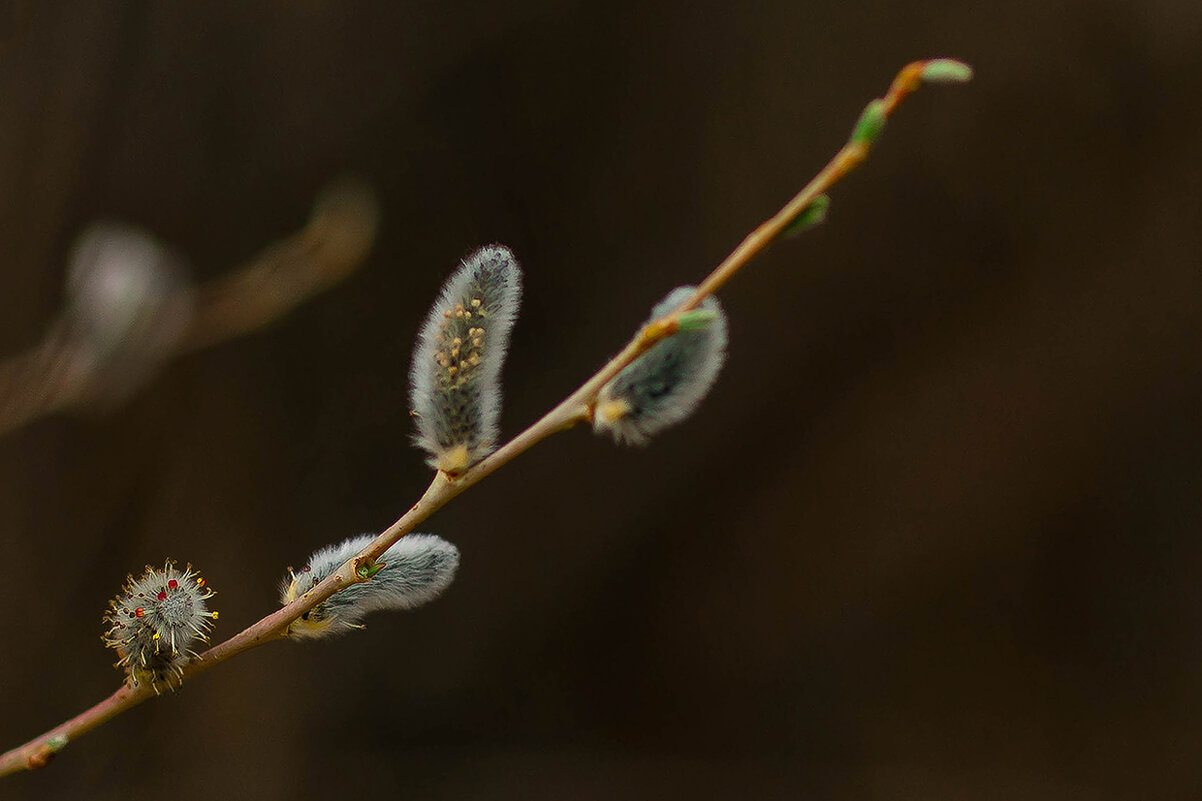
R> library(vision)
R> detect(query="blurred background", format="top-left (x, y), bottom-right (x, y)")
top-left (1, 1), bottom-right (1200, 799)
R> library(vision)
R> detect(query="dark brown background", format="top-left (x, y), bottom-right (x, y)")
top-left (2, 1), bottom-right (1201, 799)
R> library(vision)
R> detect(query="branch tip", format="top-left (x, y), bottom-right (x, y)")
top-left (920, 58), bottom-right (974, 84)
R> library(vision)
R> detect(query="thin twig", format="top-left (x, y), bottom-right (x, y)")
top-left (0, 59), bottom-right (969, 777)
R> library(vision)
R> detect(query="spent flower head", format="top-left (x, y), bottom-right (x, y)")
top-left (103, 561), bottom-right (217, 691)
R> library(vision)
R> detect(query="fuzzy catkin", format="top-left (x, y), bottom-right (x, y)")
top-left (281, 533), bottom-right (460, 639)
top-left (409, 245), bottom-right (522, 472)
top-left (593, 286), bottom-right (728, 445)
top-left (103, 562), bottom-right (217, 691)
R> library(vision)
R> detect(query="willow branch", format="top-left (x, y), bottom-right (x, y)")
top-left (0, 59), bottom-right (971, 777)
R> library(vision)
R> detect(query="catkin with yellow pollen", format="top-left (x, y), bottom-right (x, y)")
top-left (410, 245), bottom-right (522, 472)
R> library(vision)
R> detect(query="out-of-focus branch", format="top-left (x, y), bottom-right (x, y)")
top-left (0, 177), bottom-right (379, 437)
top-left (0, 340), bottom-right (78, 435)
top-left (0, 59), bottom-right (971, 777)
top-left (180, 178), bottom-right (379, 353)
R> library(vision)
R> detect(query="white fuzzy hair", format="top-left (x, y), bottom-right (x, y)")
top-left (594, 286), bottom-right (728, 445)
top-left (408, 245), bottom-right (522, 472)
top-left (282, 533), bottom-right (460, 639)
top-left (103, 561), bottom-right (217, 689)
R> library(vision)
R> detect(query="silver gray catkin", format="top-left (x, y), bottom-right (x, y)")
top-left (593, 286), bottom-right (728, 445)
top-left (103, 562), bottom-right (218, 691)
top-left (281, 533), bottom-right (460, 639)
top-left (409, 245), bottom-right (522, 472)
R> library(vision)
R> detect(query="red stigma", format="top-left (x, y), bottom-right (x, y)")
top-left (157, 590), bottom-right (168, 601)
top-left (134, 608), bottom-right (145, 617)
top-left (167, 580), bottom-right (178, 590)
